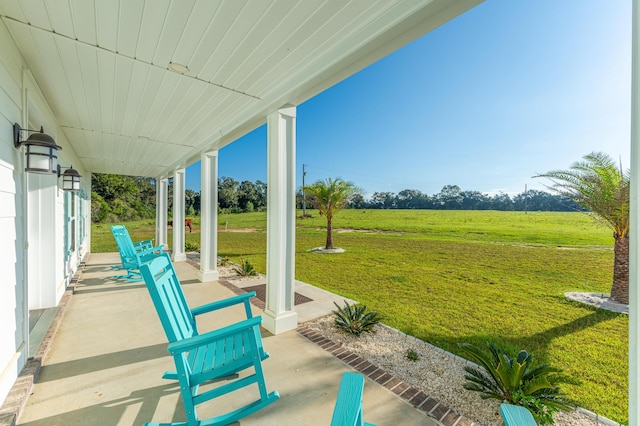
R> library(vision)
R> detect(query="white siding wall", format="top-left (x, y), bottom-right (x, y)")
top-left (0, 18), bottom-right (90, 405)
top-left (0, 18), bottom-right (28, 405)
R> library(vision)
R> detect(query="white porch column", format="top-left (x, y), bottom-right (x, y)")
top-left (156, 178), bottom-right (169, 249)
top-left (263, 105), bottom-right (298, 334)
top-left (630, 0), bottom-right (639, 423)
top-left (172, 168), bottom-right (186, 262)
top-left (199, 151), bottom-right (219, 282)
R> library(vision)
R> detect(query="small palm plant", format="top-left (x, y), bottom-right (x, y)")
top-left (460, 342), bottom-right (574, 425)
top-left (332, 300), bottom-right (382, 336)
top-left (234, 258), bottom-right (258, 277)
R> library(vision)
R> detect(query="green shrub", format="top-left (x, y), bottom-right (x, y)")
top-left (184, 240), bottom-right (199, 251)
top-left (234, 258), bottom-right (258, 277)
top-left (218, 256), bottom-right (231, 267)
top-left (91, 192), bottom-right (110, 223)
top-left (407, 349), bottom-right (419, 362)
top-left (332, 300), bottom-right (382, 336)
top-left (459, 342), bottom-right (575, 425)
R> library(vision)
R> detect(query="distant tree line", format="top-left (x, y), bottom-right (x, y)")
top-left (91, 174), bottom-right (267, 222)
top-left (91, 174), bottom-right (157, 222)
top-left (91, 174), bottom-right (581, 223)
top-left (339, 184), bottom-right (582, 212)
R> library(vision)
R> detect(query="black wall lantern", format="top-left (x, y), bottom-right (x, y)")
top-left (57, 165), bottom-right (82, 191)
top-left (13, 123), bottom-right (61, 174)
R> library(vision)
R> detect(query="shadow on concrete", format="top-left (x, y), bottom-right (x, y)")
top-left (18, 383), bottom-right (184, 426)
top-left (35, 343), bottom-right (169, 382)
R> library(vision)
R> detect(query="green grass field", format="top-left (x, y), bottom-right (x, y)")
top-left (92, 210), bottom-right (627, 423)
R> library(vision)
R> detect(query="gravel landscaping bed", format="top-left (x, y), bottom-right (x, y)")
top-left (304, 316), bottom-right (604, 426)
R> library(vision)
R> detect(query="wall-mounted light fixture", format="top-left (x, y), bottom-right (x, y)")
top-left (13, 123), bottom-right (61, 174)
top-left (57, 165), bottom-right (82, 191)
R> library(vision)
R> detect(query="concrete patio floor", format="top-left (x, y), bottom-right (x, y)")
top-left (16, 253), bottom-right (441, 426)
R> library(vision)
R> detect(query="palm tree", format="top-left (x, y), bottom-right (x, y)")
top-left (536, 152), bottom-right (630, 304)
top-left (304, 178), bottom-right (359, 250)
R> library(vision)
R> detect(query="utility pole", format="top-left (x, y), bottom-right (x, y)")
top-left (524, 183), bottom-right (528, 214)
top-left (302, 164), bottom-right (307, 217)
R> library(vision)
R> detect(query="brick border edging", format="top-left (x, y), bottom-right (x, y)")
top-left (296, 325), bottom-right (479, 426)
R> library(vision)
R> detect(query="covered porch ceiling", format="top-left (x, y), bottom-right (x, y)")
top-left (0, 0), bottom-right (481, 178)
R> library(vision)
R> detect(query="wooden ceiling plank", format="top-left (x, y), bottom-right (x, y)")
top-left (77, 44), bottom-right (102, 131)
top-left (130, 66), bottom-right (165, 139)
top-left (177, 93), bottom-right (247, 150)
top-left (28, 28), bottom-right (81, 128)
top-left (69, 0), bottom-right (97, 45)
top-left (152, 0), bottom-right (196, 68)
top-left (45, 0), bottom-right (75, 39)
top-left (170, 0), bottom-right (220, 67)
top-left (232, 2), bottom-right (354, 93)
top-left (150, 77), bottom-right (196, 144)
top-left (0, 2), bottom-right (27, 20)
top-left (96, 49), bottom-right (116, 133)
top-left (121, 61), bottom-right (152, 136)
top-left (95, 0), bottom-right (118, 52)
top-left (22, 0), bottom-right (51, 29)
top-left (116, 0), bottom-right (144, 58)
top-left (56, 36), bottom-right (94, 130)
top-left (214, 0), bottom-right (298, 87)
top-left (134, 0), bottom-right (170, 64)
top-left (223, 1), bottom-right (312, 89)
top-left (243, 1), bottom-right (384, 97)
top-left (186, 0), bottom-right (244, 78)
top-left (139, 70), bottom-right (180, 138)
top-left (112, 55), bottom-right (134, 135)
top-left (157, 81), bottom-right (238, 145)
top-left (198, 2), bottom-right (269, 83)
top-left (163, 85), bottom-right (225, 142)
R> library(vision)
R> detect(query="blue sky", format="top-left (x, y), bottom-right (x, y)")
top-left (186, 0), bottom-right (631, 197)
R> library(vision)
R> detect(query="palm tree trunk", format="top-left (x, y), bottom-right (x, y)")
top-left (610, 234), bottom-right (629, 304)
top-left (325, 215), bottom-right (333, 249)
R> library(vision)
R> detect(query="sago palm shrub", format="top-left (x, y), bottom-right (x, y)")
top-left (332, 300), bottom-right (382, 336)
top-left (234, 258), bottom-right (258, 277)
top-left (460, 342), bottom-right (575, 425)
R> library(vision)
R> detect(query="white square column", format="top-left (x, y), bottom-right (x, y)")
top-left (629, 0), bottom-right (639, 423)
top-left (172, 168), bottom-right (186, 262)
top-left (263, 106), bottom-right (298, 334)
top-left (156, 178), bottom-right (168, 249)
top-left (199, 151), bottom-right (219, 282)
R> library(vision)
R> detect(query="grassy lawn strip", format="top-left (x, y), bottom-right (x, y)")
top-left (92, 210), bottom-right (627, 423)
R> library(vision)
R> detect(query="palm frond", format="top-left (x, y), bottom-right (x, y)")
top-left (534, 151), bottom-right (629, 237)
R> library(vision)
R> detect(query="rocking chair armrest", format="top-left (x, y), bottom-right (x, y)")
top-left (136, 244), bottom-right (164, 256)
top-left (133, 239), bottom-right (154, 250)
top-left (191, 292), bottom-right (256, 318)
top-left (167, 316), bottom-right (263, 355)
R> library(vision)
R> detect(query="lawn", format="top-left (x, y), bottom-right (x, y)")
top-left (92, 210), bottom-right (627, 423)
